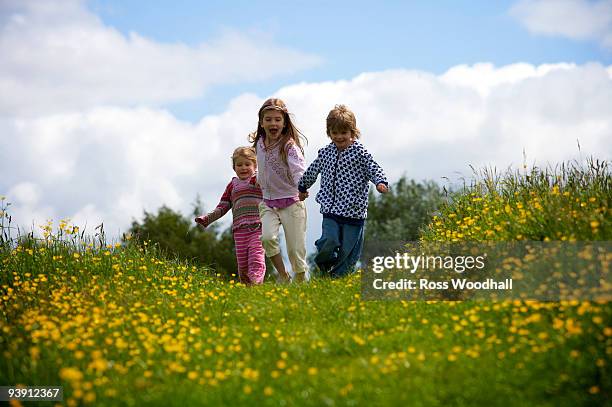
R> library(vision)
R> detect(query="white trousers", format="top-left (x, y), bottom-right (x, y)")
top-left (259, 201), bottom-right (308, 278)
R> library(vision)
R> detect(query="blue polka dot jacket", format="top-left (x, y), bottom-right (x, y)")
top-left (298, 140), bottom-right (388, 219)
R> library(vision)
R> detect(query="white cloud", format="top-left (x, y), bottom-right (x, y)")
top-left (8, 182), bottom-right (40, 206)
top-left (1, 2), bottom-right (611, 254)
top-left (6, 181), bottom-right (55, 235)
top-left (0, 0), bottom-right (321, 116)
top-left (3, 62), bottom-right (611, 252)
top-left (440, 62), bottom-right (577, 97)
top-left (510, 0), bottom-right (612, 48)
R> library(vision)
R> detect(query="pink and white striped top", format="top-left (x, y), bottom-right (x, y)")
top-left (198, 175), bottom-right (262, 230)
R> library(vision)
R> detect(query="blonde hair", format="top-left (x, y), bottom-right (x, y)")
top-left (326, 104), bottom-right (361, 139)
top-left (249, 98), bottom-right (307, 167)
top-left (232, 146), bottom-right (257, 168)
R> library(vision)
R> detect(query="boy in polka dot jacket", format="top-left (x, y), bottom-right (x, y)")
top-left (298, 105), bottom-right (388, 278)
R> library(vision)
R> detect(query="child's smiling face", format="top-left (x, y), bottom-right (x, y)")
top-left (260, 110), bottom-right (285, 142)
top-left (329, 128), bottom-right (355, 151)
top-left (234, 157), bottom-right (256, 180)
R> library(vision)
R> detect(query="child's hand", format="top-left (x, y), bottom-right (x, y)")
top-left (376, 183), bottom-right (389, 194)
top-left (299, 191), bottom-right (309, 201)
top-left (195, 216), bottom-right (209, 228)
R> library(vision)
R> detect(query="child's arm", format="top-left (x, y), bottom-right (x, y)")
top-left (287, 143), bottom-right (306, 186)
top-left (195, 181), bottom-right (233, 227)
top-left (298, 151), bottom-right (322, 198)
top-left (363, 149), bottom-right (389, 193)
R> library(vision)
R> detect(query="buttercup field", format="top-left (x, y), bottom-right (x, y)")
top-left (1, 1), bottom-right (611, 406)
top-left (2, 159), bottom-right (610, 406)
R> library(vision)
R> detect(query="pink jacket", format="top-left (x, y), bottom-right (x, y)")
top-left (256, 137), bottom-right (305, 200)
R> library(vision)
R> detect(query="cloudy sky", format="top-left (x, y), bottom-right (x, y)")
top-left (1, 0), bottom-right (611, 253)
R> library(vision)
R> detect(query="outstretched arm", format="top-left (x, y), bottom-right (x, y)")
top-left (195, 181), bottom-right (233, 227)
top-left (298, 152), bottom-right (322, 197)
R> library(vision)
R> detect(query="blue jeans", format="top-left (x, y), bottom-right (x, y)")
top-left (314, 217), bottom-right (364, 278)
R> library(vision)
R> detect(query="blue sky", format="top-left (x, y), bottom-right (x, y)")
top-left (89, 0), bottom-right (611, 120)
top-left (1, 0), bottom-right (611, 257)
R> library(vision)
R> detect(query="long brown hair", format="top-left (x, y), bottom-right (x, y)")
top-left (249, 98), bottom-right (307, 168)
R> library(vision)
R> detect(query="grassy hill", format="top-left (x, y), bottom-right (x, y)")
top-left (1, 159), bottom-right (610, 406)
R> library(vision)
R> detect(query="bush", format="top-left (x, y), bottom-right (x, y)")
top-left (127, 201), bottom-right (237, 276)
top-left (366, 177), bottom-right (444, 242)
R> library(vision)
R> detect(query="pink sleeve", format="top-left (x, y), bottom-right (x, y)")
top-left (200, 180), bottom-right (233, 226)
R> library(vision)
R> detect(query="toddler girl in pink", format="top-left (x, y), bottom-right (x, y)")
top-left (195, 147), bottom-right (266, 285)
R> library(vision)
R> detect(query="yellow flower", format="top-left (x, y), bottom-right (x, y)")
top-left (308, 367), bottom-right (318, 376)
top-left (242, 368), bottom-right (259, 381)
top-left (29, 346), bottom-right (40, 360)
top-left (352, 335), bottom-right (365, 345)
top-left (115, 337), bottom-right (128, 350)
top-left (263, 386), bottom-right (274, 396)
top-left (60, 367), bottom-right (83, 382)
top-left (88, 358), bottom-right (108, 373)
top-left (104, 388), bottom-right (117, 397)
top-left (83, 392), bottom-right (96, 404)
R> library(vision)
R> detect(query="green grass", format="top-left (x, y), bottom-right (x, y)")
top-left (1, 240), bottom-right (610, 406)
top-left (421, 158), bottom-right (611, 241)
top-left (1, 158), bottom-right (611, 406)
